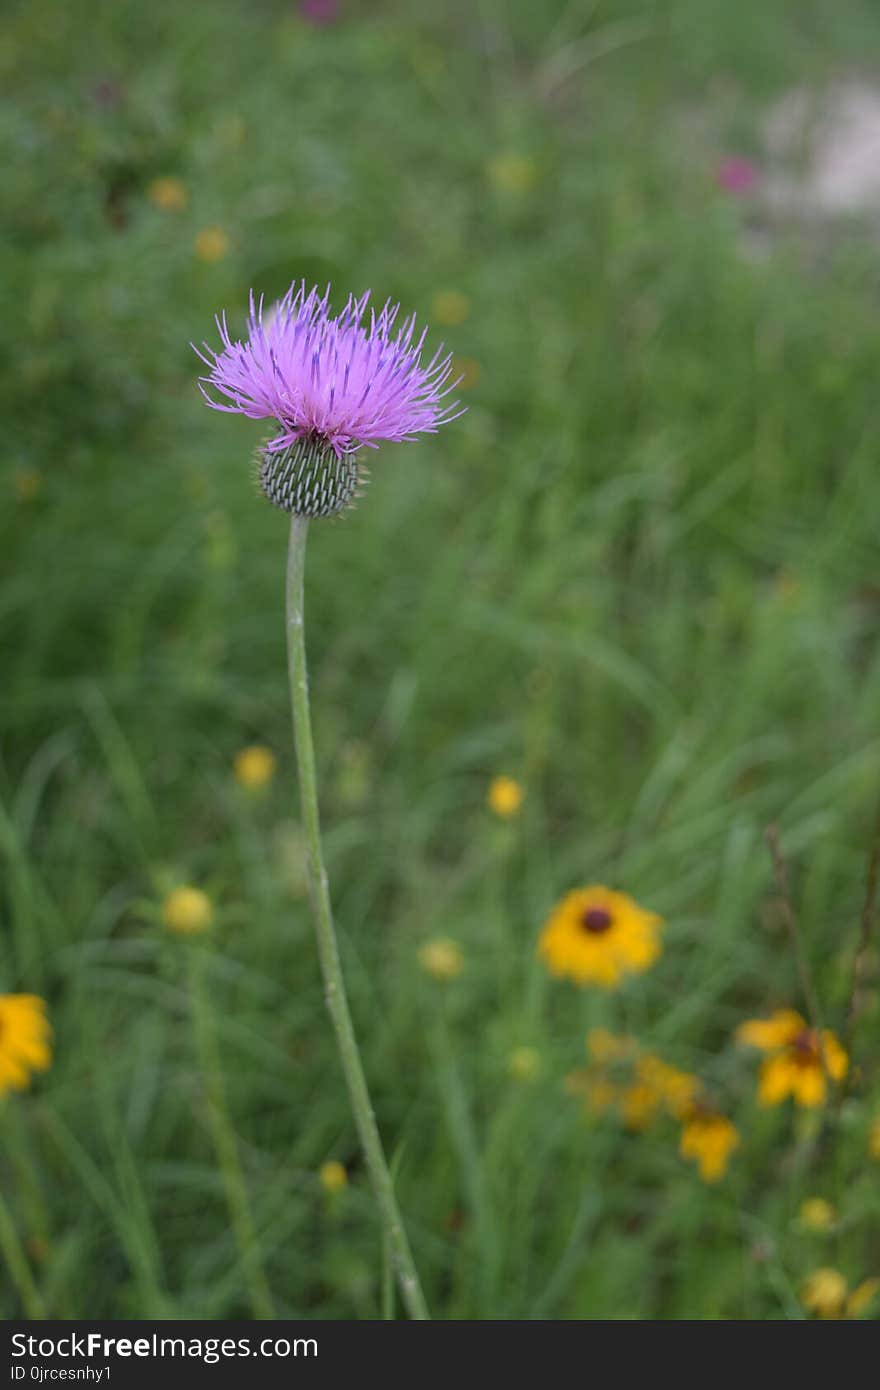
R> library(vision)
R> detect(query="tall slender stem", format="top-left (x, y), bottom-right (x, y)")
top-left (285, 514), bottom-right (429, 1321)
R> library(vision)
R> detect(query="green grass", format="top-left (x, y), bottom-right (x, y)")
top-left (2, 0), bottom-right (880, 1319)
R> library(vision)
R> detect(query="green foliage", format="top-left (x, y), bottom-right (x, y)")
top-left (1, 0), bottom-right (879, 1319)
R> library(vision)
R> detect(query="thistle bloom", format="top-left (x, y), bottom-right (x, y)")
top-left (736, 1008), bottom-right (847, 1108)
top-left (538, 885), bottom-right (662, 989)
top-left (195, 282), bottom-right (463, 518)
top-left (0, 995), bottom-right (52, 1094)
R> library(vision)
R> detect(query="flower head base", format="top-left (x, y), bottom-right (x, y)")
top-left (538, 885), bottom-right (662, 989)
top-left (736, 1009), bottom-right (847, 1108)
top-left (196, 282), bottom-right (463, 517)
top-left (258, 434), bottom-right (361, 518)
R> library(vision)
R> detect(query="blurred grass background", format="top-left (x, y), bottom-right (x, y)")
top-left (2, 0), bottom-right (880, 1318)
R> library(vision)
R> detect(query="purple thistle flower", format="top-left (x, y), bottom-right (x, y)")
top-left (195, 281), bottom-right (464, 517)
top-left (299, 0), bottom-right (341, 23)
top-left (715, 156), bottom-right (759, 197)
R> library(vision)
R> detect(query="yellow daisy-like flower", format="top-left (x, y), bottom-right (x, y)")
top-left (737, 1009), bottom-right (847, 1108)
top-left (846, 1277), bottom-right (880, 1318)
top-left (233, 744), bottom-right (277, 790)
top-left (161, 886), bottom-right (214, 935)
top-left (487, 775), bottom-right (524, 819)
top-left (565, 1068), bottom-right (619, 1114)
top-left (538, 885), bottom-right (662, 989)
top-left (487, 152), bottom-right (537, 195)
top-left (14, 468), bottom-right (42, 503)
top-left (620, 1079), bottom-right (661, 1132)
top-left (418, 938), bottom-right (464, 981)
top-left (0, 995), bottom-right (52, 1095)
top-left (799, 1270), bottom-right (878, 1320)
top-left (507, 1045), bottom-right (541, 1083)
top-left (798, 1197), bottom-right (836, 1232)
top-left (679, 1107), bottom-right (740, 1183)
top-left (801, 1268), bottom-right (848, 1318)
top-left (319, 1160), bottom-right (348, 1194)
top-left (148, 176), bottom-right (187, 212)
top-left (636, 1054), bottom-right (700, 1120)
top-left (868, 1115), bottom-right (880, 1161)
top-left (194, 226), bottom-right (230, 263)
top-left (585, 1028), bottom-right (636, 1064)
top-left (450, 355), bottom-right (481, 391)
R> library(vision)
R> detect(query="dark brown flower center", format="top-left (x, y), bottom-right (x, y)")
top-left (581, 907), bottom-right (613, 934)
top-left (790, 1029), bottom-right (820, 1066)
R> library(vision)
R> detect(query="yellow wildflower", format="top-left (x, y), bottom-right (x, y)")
top-left (636, 1055), bottom-right (699, 1120)
top-left (869, 1115), bottom-right (880, 1160)
top-left (620, 1080), bottom-right (661, 1132)
top-left (418, 938), bottom-right (464, 981)
top-left (194, 227), bottom-right (230, 263)
top-left (800, 1270), bottom-right (880, 1320)
top-left (487, 152), bottom-right (537, 195)
top-left (538, 885), bottom-right (662, 989)
top-left (233, 744), bottom-right (277, 790)
top-left (679, 1107), bottom-right (739, 1183)
top-left (799, 1197), bottom-right (836, 1232)
top-left (585, 1028), bottom-right (636, 1064)
top-left (565, 1068), bottom-right (618, 1113)
top-left (801, 1268), bottom-right (847, 1318)
top-left (487, 775), bottom-right (524, 819)
top-left (161, 886), bottom-right (213, 935)
top-left (431, 290), bottom-right (470, 327)
top-left (0, 995), bottom-right (52, 1095)
top-left (450, 355), bottom-right (481, 391)
top-left (319, 1161), bottom-right (348, 1194)
top-left (148, 177), bottom-right (187, 212)
top-left (846, 1277), bottom-right (880, 1318)
top-left (737, 1009), bottom-right (847, 1108)
top-left (14, 468), bottom-right (42, 502)
top-left (507, 1046), bottom-right (541, 1083)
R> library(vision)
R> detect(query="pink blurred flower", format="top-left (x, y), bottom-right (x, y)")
top-left (299, 0), bottom-right (340, 23)
top-left (715, 156), bottom-right (759, 196)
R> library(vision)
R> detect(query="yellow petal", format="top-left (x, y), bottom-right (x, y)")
top-left (737, 1009), bottom-right (805, 1051)
top-left (757, 1054), bottom-right (796, 1106)
top-left (792, 1064), bottom-right (827, 1109)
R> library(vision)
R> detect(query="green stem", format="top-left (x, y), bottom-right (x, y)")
top-left (285, 514), bottom-right (429, 1321)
